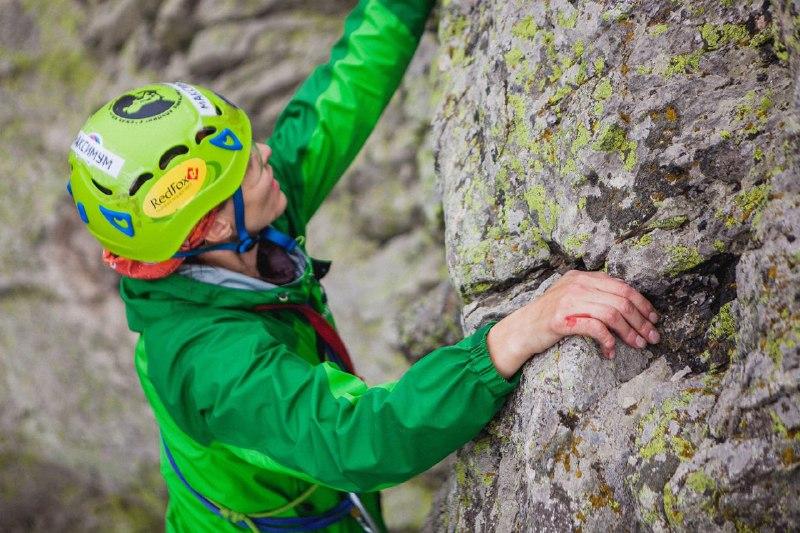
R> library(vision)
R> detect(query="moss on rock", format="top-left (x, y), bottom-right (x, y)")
top-left (591, 123), bottom-right (638, 171)
top-left (666, 245), bottom-right (703, 276)
top-left (664, 49), bottom-right (703, 77)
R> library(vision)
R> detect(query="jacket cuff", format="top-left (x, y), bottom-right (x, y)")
top-left (466, 321), bottom-right (521, 397)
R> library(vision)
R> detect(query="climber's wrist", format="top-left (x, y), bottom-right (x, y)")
top-left (487, 306), bottom-right (536, 378)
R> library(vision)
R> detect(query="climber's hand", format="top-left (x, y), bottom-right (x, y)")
top-left (487, 270), bottom-right (660, 378)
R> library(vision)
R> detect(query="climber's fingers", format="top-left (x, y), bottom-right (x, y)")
top-left (579, 271), bottom-right (660, 324)
top-left (564, 300), bottom-right (646, 353)
top-left (585, 291), bottom-right (659, 346)
top-left (561, 314), bottom-right (617, 359)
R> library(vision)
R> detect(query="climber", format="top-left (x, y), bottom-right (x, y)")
top-left (65, 1), bottom-right (661, 531)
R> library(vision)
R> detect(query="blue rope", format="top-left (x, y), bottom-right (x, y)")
top-left (161, 435), bottom-right (231, 517)
top-left (251, 499), bottom-right (354, 531)
top-left (161, 436), bottom-right (354, 532)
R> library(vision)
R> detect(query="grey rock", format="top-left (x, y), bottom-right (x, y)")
top-left (85, 0), bottom-right (161, 52)
top-left (193, 0), bottom-right (354, 26)
top-left (186, 19), bottom-right (271, 76)
top-left (426, 0), bottom-right (800, 530)
top-left (395, 280), bottom-right (463, 364)
top-left (153, 0), bottom-right (199, 52)
top-left (0, 0), bottom-right (39, 58)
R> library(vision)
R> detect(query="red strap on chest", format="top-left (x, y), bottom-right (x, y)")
top-left (253, 303), bottom-right (356, 374)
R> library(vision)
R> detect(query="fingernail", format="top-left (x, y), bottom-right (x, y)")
top-left (649, 330), bottom-right (660, 343)
top-left (649, 312), bottom-right (659, 323)
top-left (609, 350), bottom-right (616, 359)
top-left (636, 335), bottom-right (646, 348)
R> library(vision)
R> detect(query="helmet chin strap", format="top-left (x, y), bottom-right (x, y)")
top-left (173, 187), bottom-right (296, 259)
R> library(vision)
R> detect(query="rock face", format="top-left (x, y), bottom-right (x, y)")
top-left (426, 0), bottom-right (799, 531)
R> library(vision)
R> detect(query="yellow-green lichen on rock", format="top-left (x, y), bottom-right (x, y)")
top-left (708, 302), bottom-right (736, 342)
top-left (685, 471), bottom-right (717, 494)
top-left (564, 232), bottom-right (591, 256)
top-left (663, 49), bottom-right (703, 77)
top-left (700, 22), bottom-right (751, 50)
top-left (591, 122), bottom-right (638, 171)
top-left (666, 245), bottom-right (704, 276)
top-left (429, 0), bottom-right (799, 530)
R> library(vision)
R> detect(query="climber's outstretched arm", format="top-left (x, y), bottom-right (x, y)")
top-left (267, 0), bottom-right (433, 228)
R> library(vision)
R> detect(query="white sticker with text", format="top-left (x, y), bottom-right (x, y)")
top-left (168, 82), bottom-right (216, 117)
top-left (71, 131), bottom-right (125, 178)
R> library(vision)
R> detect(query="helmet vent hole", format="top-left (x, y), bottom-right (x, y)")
top-left (195, 127), bottom-right (217, 144)
top-left (215, 105), bottom-right (222, 116)
top-left (129, 173), bottom-right (154, 196)
top-left (91, 179), bottom-right (113, 196)
top-left (159, 145), bottom-right (189, 170)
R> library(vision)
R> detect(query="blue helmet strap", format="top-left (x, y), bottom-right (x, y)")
top-left (173, 186), bottom-right (296, 259)
top-left (232, 187), bottom-right (256, 253)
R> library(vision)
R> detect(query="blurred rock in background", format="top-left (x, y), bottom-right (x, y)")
top-left (0, 0), bottom-right (448, 530)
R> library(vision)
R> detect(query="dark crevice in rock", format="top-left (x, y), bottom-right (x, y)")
top-left (648, 252), bottom-right (740, 373)
top-left (547, 238), bottom-right (581, 270)
top-left (586, 181), bottom-right (658, 236)
top-left (465, 264), bottom-right (560, 316)
top-left (557, 409), bottom-right (579, 431)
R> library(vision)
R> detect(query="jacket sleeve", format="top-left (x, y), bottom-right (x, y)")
top-left (266, 0), bottom-right (433, 229)
top-left (188, 322), bottom-right (519, 493)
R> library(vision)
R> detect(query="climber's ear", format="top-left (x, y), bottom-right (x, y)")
top-left (204, 201), bottom-right (235, 244)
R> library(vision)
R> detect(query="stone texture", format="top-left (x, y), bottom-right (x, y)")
top-left (425, 0), bottom-right (800, 530)
top-left (7, 0), bottom-right (799, 530)
top-left (395, 280), bottom-right (463, 364)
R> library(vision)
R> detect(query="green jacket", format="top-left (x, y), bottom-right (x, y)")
top-left (120, 1), bottom-right (520, 531)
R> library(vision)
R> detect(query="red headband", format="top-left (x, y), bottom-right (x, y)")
top-left (102, 209), bottom-right (219, 280)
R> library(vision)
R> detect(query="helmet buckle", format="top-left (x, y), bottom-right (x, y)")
top-left (237, 237), bottom-right (257, 254)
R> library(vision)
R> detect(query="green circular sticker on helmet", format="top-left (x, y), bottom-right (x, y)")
top-left (111, 87), bottom-right (180, 122)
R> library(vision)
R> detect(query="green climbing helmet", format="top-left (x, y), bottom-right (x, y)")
top-left (67, 82), bottom-right (252, 262)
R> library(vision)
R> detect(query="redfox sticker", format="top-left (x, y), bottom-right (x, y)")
top-left (143, 158), bottom-right (207, 218)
